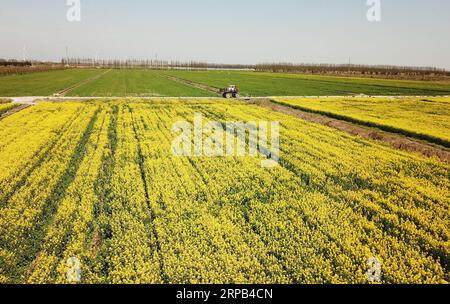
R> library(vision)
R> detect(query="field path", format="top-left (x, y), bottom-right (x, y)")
top-left (0, 104), bottom-right (32, 121)
top-left (54, 69), bottom-right (112, 97)
top-left (251, 98), bottom-right (450, 164)
top-left (163, 74), bottom-right (221, 95)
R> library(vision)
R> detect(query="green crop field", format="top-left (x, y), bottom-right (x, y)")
top-left (162, 70), bottom-right (450, 96)
top-left (0, 69), bottom-right (104, 96)
top-left (67, 70), bottom-right (215, 97)
top-left (273, 97), bottom-right (450, 147)
top-left (1, 69), bottom-right (450, 97)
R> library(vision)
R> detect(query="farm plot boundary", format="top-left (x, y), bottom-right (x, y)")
top-left (271, 99), bottom-right (450, 148)
top-left (54, 69), bottom-right (112, 97)
top-left (250, 98), bottom-right (450, 164)
top-left (0, 104), bottom-right (31, 121)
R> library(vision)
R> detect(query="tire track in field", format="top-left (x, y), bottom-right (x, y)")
top-left (162, 74), bottom-right (221, 95)
top-left (0, 107), bottom-right (84, 208)
top-left (161, 104), bottom-right (293, 282)
top-left (88, 105), bottom-right (118, 282)
top-left (6, 109), bottom-right (99, 283)
top-left (145, 106), bottom-right (289, 282)
top-left (54, 69), bottom-right (112, 97)
top-left (198, 103), bottom-right (449, 281)
top-left (251, 98), bottom-right (450, 164)
top-left (128, 106), bottom-right (169, 283)
top-left (245, 100), bottom-right (450, 273)
top-left (26, 109), bottom-right (108, 283)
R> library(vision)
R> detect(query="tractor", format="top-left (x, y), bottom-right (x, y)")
top-left (220, 85), bottom-right (240, 98)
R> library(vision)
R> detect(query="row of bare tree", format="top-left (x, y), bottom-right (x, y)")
top-left (0, 59), bottom-right (32, 67)
top-left (61, 58), bottom-right (254, 70)
top-left (255, 63), bottom-right (450, 77)
top-left (0, 59), bottom-right (65, 76)
top-left (2, 57), bottom-right (448, 78)
top-left (63, 58), bottom-right (449, 77)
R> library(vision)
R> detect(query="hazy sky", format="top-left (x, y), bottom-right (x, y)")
top-left (1, 0), bottom-right (449, 69)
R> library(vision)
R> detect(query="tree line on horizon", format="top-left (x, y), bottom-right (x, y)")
top-left (1, 57), bottom-right (449, 78)
top-left (255, 63), bottom-right (449, 77)
top-left (60, 58), bottom-right (450, 77)
top-left (60, 58), bottom-right (254, 70)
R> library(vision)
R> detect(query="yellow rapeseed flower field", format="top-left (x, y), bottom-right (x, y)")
top-left (0, 99), bottom-right (448, 284)
top-left (273, 97), bottom-right (450, 147)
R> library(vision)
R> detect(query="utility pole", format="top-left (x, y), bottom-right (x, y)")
top-left (66, 46), bottom-right (69, 66)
